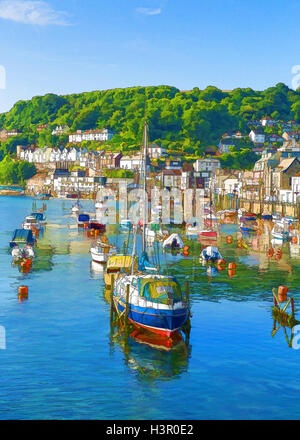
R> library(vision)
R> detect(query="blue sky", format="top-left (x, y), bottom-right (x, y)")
top-left (0, 0), bottom-right (299, 112)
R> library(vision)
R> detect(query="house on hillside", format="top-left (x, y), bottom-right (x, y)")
top-left (69, 128), bottom-right (116, 143)
top-left (193, 158), bottom-right (221, 173)
top-left (218, 137), bottom-right (236, 153)
top-left (282, 131), bottom-right (300, 142)
top-left (52, 125), bottom-right (70, 135)
top-left (261, 116), bottom-right (277, 127)
top-left (148, 143), bottom-right (167, 159)
top-left (36, 124), bottom-right (49, 132)
top-left (0, 128), bottom-right (21, 141)
top-left (165, 159), bottom-right (182, 170)
top-left (249, 129), bottom-right (265, 144)
top-left (120, 154), bottom-right (150, 171)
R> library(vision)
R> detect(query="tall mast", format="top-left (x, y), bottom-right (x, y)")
top-left (142, 120), bottom-right (148, 252)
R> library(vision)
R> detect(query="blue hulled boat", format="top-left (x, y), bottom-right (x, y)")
top-left (113, 121), bottom-right (189, 338)
top-left (114, 274), bottom-right (189, 337)
top-left (77, 213), bottom-right (90, 227)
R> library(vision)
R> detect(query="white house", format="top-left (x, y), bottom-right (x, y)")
top-left (120, 154), bottom-right (143, 170)
top-left (249, 130), bottom-right (265, 144)
top-left (69, 128), bottom-right (116, 143)
top-left (52, 125), bottom-right (70, 136)
top-left (148, 143), bottom-right (167, 159)
top-left (193, 158), bottom-right (221, 173)
top-left (261, 116), bottom-right (277, 127)
top-left (223, 176), bottom-right (240, 195)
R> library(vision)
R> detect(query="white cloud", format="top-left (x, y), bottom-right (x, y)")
top-left (136, 7), bottom-right (162, 16)
top-left (0, 0), bottom-right (70, 25)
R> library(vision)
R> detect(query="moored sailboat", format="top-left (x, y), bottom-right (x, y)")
top-left (112, 121), bottom-right (190, 338)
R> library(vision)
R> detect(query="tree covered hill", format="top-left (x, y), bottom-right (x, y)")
top-left (0, 83), bottom-right (299, 157)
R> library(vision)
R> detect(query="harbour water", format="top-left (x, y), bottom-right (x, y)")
top-left (1, 196), bottom-right (300, 419)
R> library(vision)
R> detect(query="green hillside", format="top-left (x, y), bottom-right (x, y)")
top-left (0, 83), bottom-right (299, 161)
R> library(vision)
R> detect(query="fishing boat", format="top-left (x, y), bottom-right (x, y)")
top-left (31, 212), bottom-right (47, 226)
top-left (37, 193), bottom-right (51, 200)
top-left (198, 230), bottom-right (217, 240)
top-left (271, 221), bottom-right (290, 240)
top-left (77, 213), bottom-right (90, 228)
top-left (262, 213), bottom-right (273, 220)
top-left (89, 219), bottom-right (106, 233)
top-left (90, 238), bottom-right (116, 264)
top-left (10, 229), bottom-right (35, 260)
top-left (240, 220), bottom-right (259, 233)
top-left (113, 273), bottom-right (189, 337)
top-left (239, 213), bottom-right (256, 222)
top-left (22, 215), bottom-right (42, 231)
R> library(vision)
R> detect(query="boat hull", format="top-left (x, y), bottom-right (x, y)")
top-left (117, 299), bottom-right (189, 338)
top-left (198, 231), bottom-right (217, 239)
top-left (271, 233), bottom-right (288, 240)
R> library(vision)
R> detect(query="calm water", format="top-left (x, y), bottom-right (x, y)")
top-left (1, 196), bottom-right (300, 420)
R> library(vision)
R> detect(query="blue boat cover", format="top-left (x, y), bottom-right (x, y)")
top-left (78, 214), bottom-right (90, 222)
top-left (31, 212), bottom-right (44, 221)
top-left (138, 251), bottom-right (157, 272)
top-left (10, 229), bottom-right (34, 247)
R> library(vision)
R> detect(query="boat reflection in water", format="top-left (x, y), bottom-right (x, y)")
top-left (271, 310), bottom-right (300, 348)
top-left (90, 260), bottom-right (105, 279)
top-left (110, 323), bottom-right (191, 382)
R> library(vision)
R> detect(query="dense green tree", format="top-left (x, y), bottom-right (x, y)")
top-left (0, 83), bottom-right (298, 171)
top-left (0, 156), bottom-right (36, 184)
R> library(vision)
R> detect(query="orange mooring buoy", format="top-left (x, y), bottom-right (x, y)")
top-left (291, 236), bottom-right (298, 244)
top-left (182, 245), bottom-right (189, 256)
top-left (217, 259), bottom-right (226, 266)
top-left (228, 262), bottom-right (236, 270)
top-left (268, 247), bottom-right (274, 257)
top-left (18, 285), bottom-right (28, 301)
top-left (226, 235), bottom-right (233, 244)
top-left (228, 269), bottom-right (236, 278)
top-left (275, 249), bottom-right (282, 260)
top-left (278, 285), bottom-right (288, 302)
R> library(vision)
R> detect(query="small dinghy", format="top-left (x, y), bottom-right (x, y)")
top-left (90, 237), bottom-right (116, 264)
top-left (200, 245), bottom-right (222, 263)
top-left (72, 202), bottom-right (81, 214)
top-left (162, 233), bottom-right (184, 250)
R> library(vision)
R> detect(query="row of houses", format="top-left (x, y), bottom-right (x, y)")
top-left (218, 119), bottom-right (300, 154)
top-left (16, 143), bottom-right (169, 168)
top-left (214, 140), bottom-right (300, 203)
top-left (247, 116), bottom-right (300, 130)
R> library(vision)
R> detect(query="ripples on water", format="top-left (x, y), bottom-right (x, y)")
top-left (1, 197), bottom-right (300, 419)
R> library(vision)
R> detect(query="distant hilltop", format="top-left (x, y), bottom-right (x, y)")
top-left (0, 83), bottom-right (298, 160)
